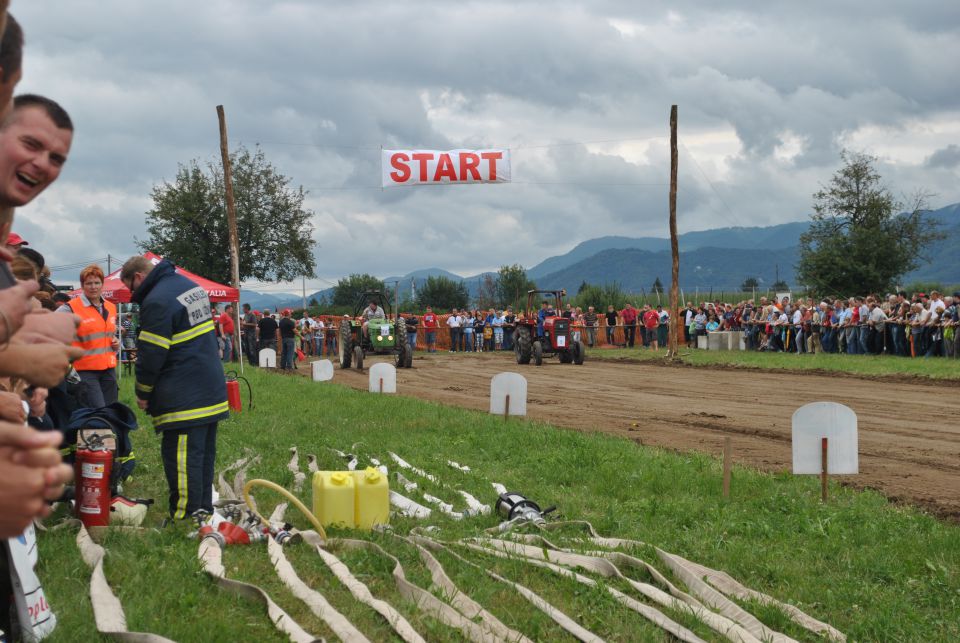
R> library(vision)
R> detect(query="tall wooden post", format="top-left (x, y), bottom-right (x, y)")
top-left (216, 105), bottom-right (243, 370)
top-left (667, 105), bottom-right (680, 357)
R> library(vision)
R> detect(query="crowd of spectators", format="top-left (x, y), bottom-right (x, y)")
top-left (680, 291), bottom-right (959, 358)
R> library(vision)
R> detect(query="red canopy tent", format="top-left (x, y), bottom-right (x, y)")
top-left (72, 252), bottom-right (239, 303)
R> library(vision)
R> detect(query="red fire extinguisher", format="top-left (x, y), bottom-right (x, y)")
top-left (226, 377), bottom-right (241, 411)
top-left (75, 446), bottom-right (113, 528)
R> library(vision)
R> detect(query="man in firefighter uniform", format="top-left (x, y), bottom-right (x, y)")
top-left (120, 255), bottom-right (228, 520)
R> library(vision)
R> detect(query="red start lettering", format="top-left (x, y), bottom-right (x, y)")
top-left (389, 152), bottom-right (411, 183)
top-left (388, 151), bottom-right (503, 183)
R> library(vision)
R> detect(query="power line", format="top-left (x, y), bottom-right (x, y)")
top-left (678, 140), bottom-right (744, 229)
top-left (48, 257), bottom-right (110, 273)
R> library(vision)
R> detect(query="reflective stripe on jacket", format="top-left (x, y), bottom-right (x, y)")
top-left (68, 296), bottom-right (117, 371)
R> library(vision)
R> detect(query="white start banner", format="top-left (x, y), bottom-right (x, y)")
top-left (381, 149), bottom-right (511, 187)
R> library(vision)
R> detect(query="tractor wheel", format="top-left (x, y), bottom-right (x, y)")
top-left (395, 318), bottom-right (409, 368)
top-left (404, 346), bottom-right (413, 368)
top-left (515, 328), bottom-right (532, 364)
top-left (532, 340), bottom-right (543, 366)
top-left (559, 348), bottom-right (573, 364)
top-left (572, 340), bottom-right (586, 365)
top-left (353, 345), bottom-right (364, 371)
top-left (338, 320), bottom-right (352, 369)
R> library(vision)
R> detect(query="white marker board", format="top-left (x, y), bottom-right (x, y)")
top-left (369, 362), bottom-right (396, 393)
top-left (312, 360), bottom-right (334, 382)
top-left (490, 372), bottom-right (527, 416)
top-left (792, 402), bottom-right (858, 474)
top-left (259, 348), bottom-right (276, 368)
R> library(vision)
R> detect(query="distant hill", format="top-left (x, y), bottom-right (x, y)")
top-left (527, 222), bottom-right (810, 280)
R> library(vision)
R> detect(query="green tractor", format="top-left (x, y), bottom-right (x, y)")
top-left (338, 291), bottom-right (413, 370)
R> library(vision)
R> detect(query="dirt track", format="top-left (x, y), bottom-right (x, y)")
top-left (311, 351), bottom-right (959, 521)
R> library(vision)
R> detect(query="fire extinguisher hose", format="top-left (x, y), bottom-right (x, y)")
top-left (242, 478), bottom-right (327, 541)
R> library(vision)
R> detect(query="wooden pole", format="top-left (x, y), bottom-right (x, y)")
top-left (821, 437), bottom-right (829, 502)
top-left (216, 105), bottom-right (243, 372)
top-left (722, 437), bottom-right (732, 498)
top-left (504, 394), bottom-right (510, 420)
top-left (379, 377), bottom-right (384, 394)
top-left (667, 105), bottom-right (680, 358)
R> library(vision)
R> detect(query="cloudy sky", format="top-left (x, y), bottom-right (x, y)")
top-left (12, 1), bottom-right (960, 291)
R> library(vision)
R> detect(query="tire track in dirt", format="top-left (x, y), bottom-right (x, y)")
top-left (305, 352), bottom-right (959, 521)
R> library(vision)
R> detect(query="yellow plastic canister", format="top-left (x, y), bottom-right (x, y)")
top-left (312, 471), bottom-right (356, 528)
top-left (353, 467), bottom-right (390, 530)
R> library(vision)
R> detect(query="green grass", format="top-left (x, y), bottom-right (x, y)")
top-left (38, 367), bottom-right (960, 641)
top-left (592, 344), bottom-right (960, 380)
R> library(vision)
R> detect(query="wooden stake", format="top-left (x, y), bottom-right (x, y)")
top-left (504, 394), bottom-right (510, 420)
top-left (379, 377), bottom-right (384, 394)
top-left (821, 437), bottom-right (829, 502)
top-left (722, 437), bottom-right (732, 499)
top-left (216, 105), bottom-right (242, 371)
top-left (667, 105), bottom-right (680, 358)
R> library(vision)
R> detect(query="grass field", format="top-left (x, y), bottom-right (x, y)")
top-left (37, 367), bottom-right (959, 641)
top-left (592, 344), bottom-right (960, 380)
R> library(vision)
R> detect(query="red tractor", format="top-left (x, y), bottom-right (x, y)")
top-left (514, 289), bottom-right (585, 366)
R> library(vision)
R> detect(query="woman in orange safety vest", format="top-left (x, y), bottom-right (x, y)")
top-left (63, 264), bottom-right (120, 407)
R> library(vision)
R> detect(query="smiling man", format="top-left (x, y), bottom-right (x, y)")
top-left (0, 94), bottom-right (73, 209)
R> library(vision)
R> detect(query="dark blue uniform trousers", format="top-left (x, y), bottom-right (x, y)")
top-left (160, 422), bottom-right (217, 519)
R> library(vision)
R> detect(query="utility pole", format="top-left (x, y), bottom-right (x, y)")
top-left (667, 104), bottom-right (681, 358)
top-left (302, 274), bottom-right (306, 312)
top-left (216, 105), bottom-right (242, 370)
top-left (107, 254), bottom-right (112, 274)
top-left (394, 280), bottom-right (399, 320)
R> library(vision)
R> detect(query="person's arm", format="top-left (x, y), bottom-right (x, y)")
top-left (134, 297), bottom-right (174, 410)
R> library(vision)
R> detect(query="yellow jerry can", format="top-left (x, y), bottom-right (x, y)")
top-left (312, 471), bottom-right (355, 528)
top-left (353, 467), bottom-right (390, 530)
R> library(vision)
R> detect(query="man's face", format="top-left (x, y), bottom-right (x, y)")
top-left (0, 107), bottom-right (73, 207)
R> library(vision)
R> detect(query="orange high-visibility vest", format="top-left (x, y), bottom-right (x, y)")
top-left (68, 296), bottom-right (118, 371)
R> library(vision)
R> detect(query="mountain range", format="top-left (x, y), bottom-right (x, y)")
top-left (241, 202), bottom-right (959, 308)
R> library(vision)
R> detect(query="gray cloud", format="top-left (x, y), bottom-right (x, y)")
top-left (8, 0), bottom-right (959, 285)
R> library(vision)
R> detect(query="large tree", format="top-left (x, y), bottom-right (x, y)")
top-left (140, 145), bottom-right (315, 284)
top-left (416, 276), bottom-right (469, 311)
top-left (796, 151), bottom-right (940, 296)
top-left (333, 273), bottom-right (390, 308)
top-left (495, 264), bottom-right (536, 310)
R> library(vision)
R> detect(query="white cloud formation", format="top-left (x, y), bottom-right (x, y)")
top-left (8, 0), bottom-right (958, 288)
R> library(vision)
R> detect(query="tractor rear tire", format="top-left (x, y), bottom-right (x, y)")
top-left (533, 340), bottom-right (543, 366)
top-left (338, 320), bottom-right (352, 369)
top-left (404, 346), bottom-right (413, 368)
top-left (572, 340), bottom-right (585, 365)
top-left (353, 345), bottom-right (364, 371)
top-left (515, 328), bottom-right (532, 364)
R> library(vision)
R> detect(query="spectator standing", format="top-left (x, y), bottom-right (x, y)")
top-left (422, 306), bottom-right (438, 352)
top-left (657, 305), bottom-right (669, 347)
top-left (446, 308), bottom-right (462, 352)
top-left (258, 309), bottom-right (278, 356)
top-left (502, 306), bottom-right (515, 350)
top-left (241, 303), bottom-right (257, 365)
top-left (461, 310), bottom-right (474, 352)
top-left (62, 264), bottom-right (119, 408)
top-left (583, 306), bottom-right (598, 347)
top-left (493, 309), bottom-right (504, 349)
top-left (278, 309), bottom-right (297, 370)
top-left (219, 304), bottom-right (236, 362)
top-left (642, 305), bottom-right (660, 350)
top-left (620, 303), bottom-right (638, 348)
top-left (403, 312), bottom-right (418, 352)
top-left (605, 305), bottom-right (618, 345)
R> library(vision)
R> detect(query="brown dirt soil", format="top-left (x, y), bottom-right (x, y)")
top-left (301, 351), bottom-right (960, 521)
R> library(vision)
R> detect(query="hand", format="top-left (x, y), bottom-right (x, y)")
top-left (0, 343), bottom-right (85, 387)
top-left (27, 387), bottom-right (48, 418)
top-left (111, 336), bottom-right (121, 351)
top-left (0, 279), bottom-right (40, 341)
top-left (18, 311), bottom-right (80, 344)
top-left (0, 447), bottom-right (49, 536)
top-left (0, 390), bottom-right (25, 423)
top-left (137, 398), bottom-right (148, 410)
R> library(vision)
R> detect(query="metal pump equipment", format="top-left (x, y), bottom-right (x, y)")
top-left (494, 492), bottom-right (555, 530)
